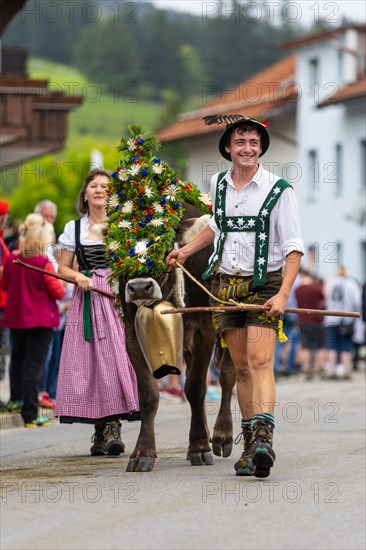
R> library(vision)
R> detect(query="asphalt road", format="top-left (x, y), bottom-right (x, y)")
top-left (1, 371), bottom-right (365, 550)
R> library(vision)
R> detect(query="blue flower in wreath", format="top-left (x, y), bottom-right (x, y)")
top-left (153, 157), bottom-right (161, 164)
top-left (128, 248), bottom-right (135, 256)
top-left (176, 202), bottom-right (181, 208)
top-left (138, 196), bottom-right (144, 205)
top-left (137, 138), bottom-right (145, 144)
top-left (111, 171), bottom-right (117, 178)
top-left (141, 168), bottom-right (149, 177)
top-left (112, 253), bottom-right (118, 260)
top-left (131, 156), bottom-right (139, 162)
top-left (161, 197), bottom-right (167, 206)
top-left (139, 221), bottom-right (146, 228)
top-left (146, 258), bottom-right (153, 269)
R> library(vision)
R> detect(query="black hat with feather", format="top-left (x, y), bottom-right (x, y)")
top-left (203, 114), bottom-right (270, 161)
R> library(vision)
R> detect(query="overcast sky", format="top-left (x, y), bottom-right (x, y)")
top-left (149, 0), bottom-right (366, 26)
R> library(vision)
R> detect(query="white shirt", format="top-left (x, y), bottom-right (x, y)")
top-left (208, 165), bottom-right (304, 276)
top-left (58, 216), bottom-right (103, 252)
top-left (324, 275), bottom-right (361, 327)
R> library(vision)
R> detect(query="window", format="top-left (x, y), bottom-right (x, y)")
top-left (337, 50), bottom-right (344, 84)
top-left (307, 149), bottom-right (319, 201)
top-left (309, 58), bottom-right (319, 86)
top-left (361, 140), bottom-right (366, 193)
top-left (335, 143), bottom-right (343, 196)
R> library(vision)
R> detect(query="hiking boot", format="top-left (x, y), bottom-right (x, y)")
top-left (251, 419), bottom-right (276, 478)
top-left (24, 416), bottom-right (51, 428)
top-left (7, 400), bottom-right (23, 414)
top-left (234, 427), bottom-right (254, 476)
top-left (104, 421), bottom-right (125, 456)
top-left (90, 424), bottom-right (107, 456)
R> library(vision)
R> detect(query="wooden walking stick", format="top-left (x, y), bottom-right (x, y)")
top-left (13, 259), bottom-right (115, 299)
top-left (160, 305), bottom-right (360, 318)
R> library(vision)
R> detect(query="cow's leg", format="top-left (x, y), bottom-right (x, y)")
top-left (184, 316), bottom-right (215, 466)
top-left (212, 347), bottom-right (236, 457)
top-left (124, 321), bottom-right (159, 473)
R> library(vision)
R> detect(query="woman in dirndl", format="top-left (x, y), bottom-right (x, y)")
top-left (56, 168), bottom-right (139, 456)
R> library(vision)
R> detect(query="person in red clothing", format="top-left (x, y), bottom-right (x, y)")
top-left (2, 213), bottom-right (66, 427)
top-left (0, 200), bottom-right (10, 383)
top-left (295, 270), bottom-right (326, 380)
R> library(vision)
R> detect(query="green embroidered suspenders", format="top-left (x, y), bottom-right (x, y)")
top-left (202, 171), bottom-right (292, 285)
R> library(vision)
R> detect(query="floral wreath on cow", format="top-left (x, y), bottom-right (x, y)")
top-left (105, 124), bottom-right (212, 287)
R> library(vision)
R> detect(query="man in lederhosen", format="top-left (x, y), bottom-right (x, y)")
top-left (167, 115), bottom-right (304, 478)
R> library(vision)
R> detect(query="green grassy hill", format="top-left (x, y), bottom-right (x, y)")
top-left (29, 58), bottom-right (165, 150)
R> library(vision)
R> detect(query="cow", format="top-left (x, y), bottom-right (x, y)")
top-left (119, 202), bottom-right (235, 472)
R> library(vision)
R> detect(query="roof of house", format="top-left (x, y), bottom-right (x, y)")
top-left (318, 77), bottom-right (366, 107)
top-left (280, 23), bottom-right (366, 50)
top-left (157, 55), bottom-right (297, 143)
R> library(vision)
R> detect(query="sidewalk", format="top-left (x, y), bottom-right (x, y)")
top-left (0, 355), bottom-right (55, 429)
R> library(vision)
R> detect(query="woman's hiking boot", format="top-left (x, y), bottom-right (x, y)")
top-left (104, 421), bottom-right (125, 455)
top-left (90, 423), bottom-right (107, 456)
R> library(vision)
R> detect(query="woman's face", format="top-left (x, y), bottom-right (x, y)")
top-left (84, 175), bottom-right (109, 209)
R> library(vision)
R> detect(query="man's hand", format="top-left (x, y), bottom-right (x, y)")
top-left (166, 246), bottom-right (189, 267)
top-left (264, 292), bottom-right (288, 316)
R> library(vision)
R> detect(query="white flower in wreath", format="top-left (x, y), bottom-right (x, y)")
top-left (118, 169), bottom-right (129, 181)
top-left (150, 217), bottom-right (164, 227)
top-left (135, 240), bottom-right (149, 255)
top-left (110, 278), bottom-right (120, 295)
top-left (108, 240), bottom-right (120, 252)
top-left (138, 256), bottom-right (147, 264)
top-left (118, 220), bottom-right (132, 229)
top-left (152, 163), bottom-right (163, 174)
top-left (199, 192), bottom-right (212, 207)
top-left (127, 138), bottom-right (137, 151)
top-left (144, 185), bottom-right (154, 198)
top-left (165, 185), bottom-right (178, 201)
top-left (108, 195), bottom-right (119, 208)
top-left (152, 202), bottom-right (165, 213)
top-left (129, 164), bottom-right (140, 176)
top-left (122, 200), bottom-right (134, 214)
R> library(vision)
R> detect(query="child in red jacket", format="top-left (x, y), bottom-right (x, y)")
top-left (2, 214), bottom-right (66, 427)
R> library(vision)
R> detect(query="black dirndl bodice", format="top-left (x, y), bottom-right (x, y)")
top-left (74, 218), bottom-right (110, 271)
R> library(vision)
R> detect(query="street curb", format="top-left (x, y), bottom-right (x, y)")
top-left (0, 408), bottom-right (56, 430)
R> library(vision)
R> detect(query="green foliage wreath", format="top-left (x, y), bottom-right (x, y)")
top-left (105, 125), bottom-right (212, 281)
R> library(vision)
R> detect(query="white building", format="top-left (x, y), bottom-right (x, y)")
top-left (158, 24), bottom-right (366, 282)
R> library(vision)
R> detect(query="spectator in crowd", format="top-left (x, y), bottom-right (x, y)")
top-left (56, 168), bottom-right (139, 456)
top-left (295, 271), bottom-right (326, 380)
top-left (324, 265), bottom-right (362, 380)
top-left (34, 199), bottom-right (62, 410)
top-left (1, 214), bottom-right (66, 427)
top-left (0, 200), bottom-right (10, 382)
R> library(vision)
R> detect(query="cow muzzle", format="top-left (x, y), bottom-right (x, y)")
top-left (125, 277), bottom-right (162, 303)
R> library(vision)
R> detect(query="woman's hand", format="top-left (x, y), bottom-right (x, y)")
top-left (75, 273), bottom-right (94, 291)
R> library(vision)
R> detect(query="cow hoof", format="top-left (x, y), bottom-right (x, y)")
top-left (188, 451), bottom-right (214, 466)
top-left (126, 457), bottom-right (155, 472)
top-left (136, 457), bottom-right (155, 472)
top-left (212, 438), bottom-right (233, 458)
